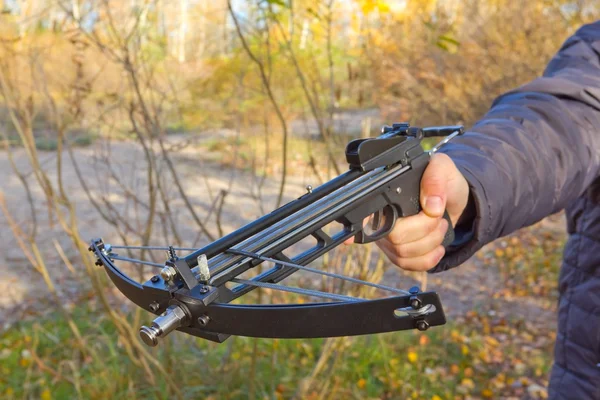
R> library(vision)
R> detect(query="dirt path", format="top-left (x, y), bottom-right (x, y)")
top-left (0, 137), bottom-right (309, 326)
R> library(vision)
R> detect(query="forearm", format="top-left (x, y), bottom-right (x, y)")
top-left (431, 21), bottom-right (600, 272)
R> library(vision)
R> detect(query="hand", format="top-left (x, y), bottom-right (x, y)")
top-left (345, 153), bottom-right (471, 271)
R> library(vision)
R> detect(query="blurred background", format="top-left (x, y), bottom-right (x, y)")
top-left (0, 0), bottom-right (597, 399)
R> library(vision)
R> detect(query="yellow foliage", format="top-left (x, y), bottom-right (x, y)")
top-left (461, 344), bottom-right (469, 356)
top-left (461, 378), bottom-right (475, 389)
top-left (359, 0), bottom-right (391, 14)
top-left (485, 336), bottom-right (500, 347)
top-left (357, 378), bottom-right (367, 389)
top-left (407, 351), bottom-right (418, 363)
top-left (478, 350), bottom-right (490, 363)
top-left (41, 388), bottom-right (52, 400)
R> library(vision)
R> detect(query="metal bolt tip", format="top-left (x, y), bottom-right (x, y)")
top-left (197, 314), bottom-right (211, 326)
top-left (139, 326), bottom-right (160, 347)
top-left (416, 320), bottom-right (429, 331)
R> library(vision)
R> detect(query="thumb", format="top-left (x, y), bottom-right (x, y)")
top-left (420, 153), bottom-right (453, 218)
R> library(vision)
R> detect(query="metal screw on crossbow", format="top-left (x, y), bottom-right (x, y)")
top-left (199, 285), bottom-right (210, 294)
top-left (151, 275), bottom-right (160, 283)
top-left (416, 320), bottom-right (429, 331)
top-left (410, 297), bottom-right (422, 309)
top-left (160, 265), bottom-right (177, 282)
top-left (101, 243), bottom-right (113, 257)
top-left (197, 315), bottom-right (210, 327)
top-left (409, 286), bottom-right (422, 309)
top-left (306, 185), bottom-right (313, 194)
top-left (149, 302), bottom-right (160, 312)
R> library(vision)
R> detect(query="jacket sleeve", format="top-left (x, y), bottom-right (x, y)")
top-left (431, 21), bottom-right (600, 273)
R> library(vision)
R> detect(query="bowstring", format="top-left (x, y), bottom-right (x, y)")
top-left (102, 244), bottom-right (411, 298)
top-left (226, 248), bottom-right (410, 295)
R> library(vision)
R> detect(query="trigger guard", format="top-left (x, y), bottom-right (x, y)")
top-left (353, 205), bottom-right (398, 244)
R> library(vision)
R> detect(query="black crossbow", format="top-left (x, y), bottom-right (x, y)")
top-left (89, 122), bottom-right (464, 347)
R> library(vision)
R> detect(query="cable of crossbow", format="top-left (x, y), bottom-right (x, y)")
top-left (109, 245), bottom-right (199, 252)
top-left (108, 255), bottom-right (164, 268)
top-left (227, 249), bottom-right (410, 295)
top-left (230, 278), bottom-right (364, 302)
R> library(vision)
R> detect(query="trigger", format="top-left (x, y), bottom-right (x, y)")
top-left (356, 205), bottom-right (398, 244)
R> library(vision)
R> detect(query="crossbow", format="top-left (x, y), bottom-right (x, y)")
top-left (89, 122), bottom-right (464, 347)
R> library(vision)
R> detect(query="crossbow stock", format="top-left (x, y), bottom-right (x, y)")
top-left (89, 122), bottom-right (464, 347)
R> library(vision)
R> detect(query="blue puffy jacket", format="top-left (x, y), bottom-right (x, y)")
top-left (434, 21), bottom-right (600, 398)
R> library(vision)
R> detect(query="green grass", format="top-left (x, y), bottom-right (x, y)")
top-left (0, 302), bottom-right (554, 399)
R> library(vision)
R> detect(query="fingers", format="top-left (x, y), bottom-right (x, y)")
top-left (385, 211), bottom-right (442, 245)
top-left (377, 240), bottom-right (446, 272)
top-left (376, 218), bottom-right (447, 271)
top-left (343, 211), bottom-right (440, 246)
top-left (420, 153), bottom-right (455, 218)
top-left (382, 218), bottom-right (448, 258)
top-left (346, 153), bottom-right (468, 271)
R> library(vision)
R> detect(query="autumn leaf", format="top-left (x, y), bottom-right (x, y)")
top-left (41, 388), bottom-right (52, 400)
top-left (461, 378), bottom-right (475, 389)
top-left (461, 344), bottom-right (469, 356)
top-left (357, 378), bottom-right (366, 389)
top-left (407, 351), bottom-right (418, 363)
top-left (276, 384), bottom-right (286, 393)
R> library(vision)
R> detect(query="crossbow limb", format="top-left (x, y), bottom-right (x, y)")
top-left (89, 123), bottom-right (464, 347)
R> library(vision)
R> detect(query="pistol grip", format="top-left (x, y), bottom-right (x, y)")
top-left (441, 210), bottom-right (455, 248)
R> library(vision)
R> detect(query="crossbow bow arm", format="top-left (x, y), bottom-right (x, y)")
top-left (89, 123), bottom-right (463, 347)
